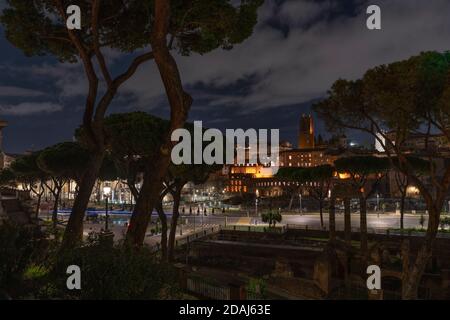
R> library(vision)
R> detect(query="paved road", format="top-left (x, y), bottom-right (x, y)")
top-left (179, 212), bottom-right (427, 230)
top-left (55, 211), bottom-right (436, 245)
top-left (82, 221), bottom-right (219, 246)
top-left (282, 213), bottom-right (426, 230)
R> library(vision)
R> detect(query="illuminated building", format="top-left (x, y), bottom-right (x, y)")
top-left (225, 114), bottom-right (338, 195)
top-left (279, 147), bottom-right (337, 168)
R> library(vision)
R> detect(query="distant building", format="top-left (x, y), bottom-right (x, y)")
top-left (279, 147), bottom-right (337, 168)
top-left (225, 113), bottom-right (339, 195)
top-left (383, 131), bottom-right (450, 154)
top-left (374, 132), bottom-right (386, 153)
top-left (298, 114), bottom-right (315, 149)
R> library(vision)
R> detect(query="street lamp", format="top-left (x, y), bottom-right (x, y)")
top-left (255, 189), bottom-right (259, 216)
top-left (376, 193), bottom-right (380, 217)
top-left (299, 193), bottom-right (302, 214)
top-left (103, 186), bottom-right (111, 231)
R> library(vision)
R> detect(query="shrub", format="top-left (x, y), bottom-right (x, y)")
top-left (39, 240), bottom-right (180, 300)
top-left (0, 222), bottom-right (50, 298)
top-left (261, 211), bottom-right (282, 227)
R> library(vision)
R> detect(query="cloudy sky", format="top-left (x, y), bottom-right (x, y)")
top-left (1, 0), bottom-right (450, 153)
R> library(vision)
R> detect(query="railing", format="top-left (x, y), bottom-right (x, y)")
top-left (186, 277), bottom-right (230, 300)
top-left (171, 225), bottom-right (221, 248)
top-left (221, 225), bottom-right (286, 234)
top-left (285, 224), bottom-right (450, 238)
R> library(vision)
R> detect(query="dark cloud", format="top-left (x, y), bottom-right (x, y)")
top-left (0, 86), bottom-right (45, 97)
top-left (1, 0), bottom-right (450, 152)
top-left (0, 102), bottom-right (62, 115)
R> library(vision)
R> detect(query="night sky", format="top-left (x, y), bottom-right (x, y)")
top-left (1, 0), bottom-right (450, 154)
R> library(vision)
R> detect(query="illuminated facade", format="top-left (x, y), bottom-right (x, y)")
top-left (279, 147), bottom-right (337, 168)
top-left (225, 147), bottom-right (338, 195)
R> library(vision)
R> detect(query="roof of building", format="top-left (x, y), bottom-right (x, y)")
top-left (280, 147), bottom-right (328, 153)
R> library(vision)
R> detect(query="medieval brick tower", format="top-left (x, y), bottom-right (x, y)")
top-left (298, 114), bottom-right (314, 149)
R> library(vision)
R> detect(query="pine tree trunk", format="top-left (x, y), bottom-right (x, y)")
top-left (127, 179), bottom-right (139, 203)
top-left (359, 195), bottom-right (368, 265)
top-left (168, 188), bottom-right (182, 262)
top-left (402, 206), bottom-right (439, 299)
top-left (329, 194), bottom-right (336, 240)
top-left (400, 192), bottom-right (406, 230)
top-left (344, 197), bottom-right (351, 245)
top-left (288, 192), bottom-right (294, 211)
top-left (319, 200), bottom-right (324, 228)
top-left (35, 192), bottom-right (42, 220)
top-left (61, 151), bottom-right (105, 250)
top-left (126, 0), bottom-right (192, 246)
top-left (52, 188), bottom-right (61, 229)
top-left (156, 201), bottom-right (168, 261)
top-left (126, 156), bottom-right (171, 246)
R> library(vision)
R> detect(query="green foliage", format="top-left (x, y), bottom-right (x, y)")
top-left (313, 51), bottom-right (450, 146)
top-left (43, 241), bottom-right (179, 300)
top-left (98, 153), bottom-right (122, 182)
top-left (334, 156), bottom-right (390, 176)
top-left (440, 216), bottom-right (450, 230)
top-left (276, 165), bottom-right (334, 183)
top-left (172, 0), bottom-right (263, 55)
top-left (0, 222), bottom-right (179, 299)
top-left (37, 141), bottom-right (90, 182)
top-left (261, 210), bottom-right (282, 227)
top-left (99, 112), bottom-right (169, 191)
top-left (1, 0), bottom-right (263, 61)
top-left (391, 156), bottom-right (430, 175)
top-left (0, 168), bottom-right (16, 186)
top-left (419, 214), bottom-right (425, 229)
top-left (23, 264), bottom-right (49, 280)
top-left (103, 112), bottom-right (169, 160)
top-left (276, 167), bottom-right (305, 180)
top-left (101, 112), bottom-right (220, 191)
top-left (301, 165), bottom-right (334, 182)
top-left (246, 278), bottom-right (266, 299)
top-left (0, 222), bottom-right (49, 298)
top-left (10, 151), bottom-right (47, 185)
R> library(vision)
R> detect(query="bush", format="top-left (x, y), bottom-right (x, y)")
top-left (0, 222), bottom-right (50, 298)
top-left (261, 211), bottom-right (282, 227)
top-left (440, 216), bottom-right (450, 229)
top-left (1, 223), bottom-right (180, 300)
top-left (39, 240), bottom-right (180, 300)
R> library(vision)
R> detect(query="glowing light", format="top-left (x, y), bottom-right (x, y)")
top-left (103, 186), bottom-right (111, 196)
top-left (338, 172), bottom-right (351, 180)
